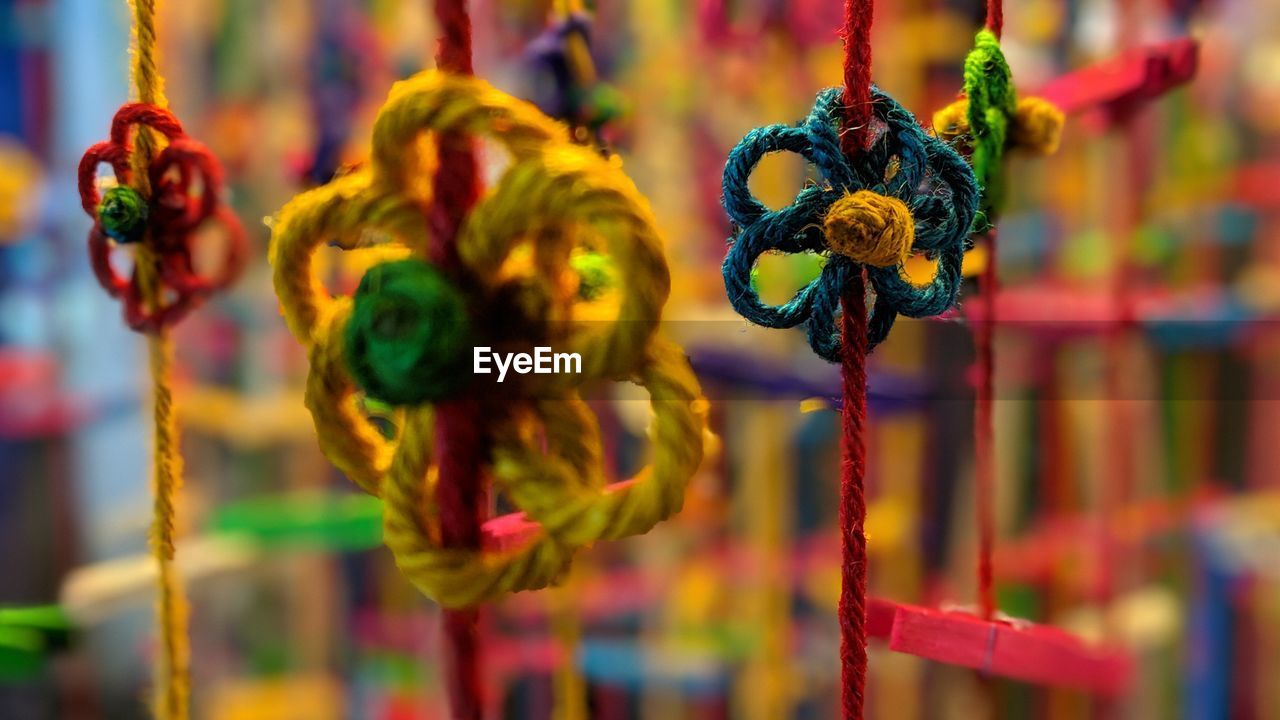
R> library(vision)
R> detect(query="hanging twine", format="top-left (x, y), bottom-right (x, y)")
top-left (986, 0), bottom-right (1003, 38)
top-left (423, 3), bottom-right (487, 715)
top-left (838, 2), bottom-right (873, 716)
top-left (130, 7), bottom-right (186, 714)
top-left (930, 10), bottom-right (1064, 621)
top-left (73, 1), bottom-right (245, 717)
top-left (720, 1), bottom-right (978, 716)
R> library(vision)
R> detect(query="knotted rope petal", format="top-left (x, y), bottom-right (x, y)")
top-left (270, 70), bottom-right (705, 608)
top-left (721, 87), bottom-right (979, 358)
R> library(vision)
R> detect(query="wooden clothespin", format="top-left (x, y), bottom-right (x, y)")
top-left (867, 597), bottom-right (1132, 695)
top-left (1037, 37), bottom-right (1198, 126)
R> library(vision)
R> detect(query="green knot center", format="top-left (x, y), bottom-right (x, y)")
top-left (570, 248), bottom-right (616, 300)
top-left (344, 259), bottom-right (472, 405)
top-left (98, 186), bottom-right (149, 243)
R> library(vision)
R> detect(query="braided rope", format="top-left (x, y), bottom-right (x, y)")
top-left (74, 2), bottom-right (241, 716)
top-left (270, 70), bottom-right (705, 608)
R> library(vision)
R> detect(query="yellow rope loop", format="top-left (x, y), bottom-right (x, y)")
top-left (932, 98), bottom-right (971, 144)
top-left (270, 171), bottom-right (429, 344)
top-left (304, 304), bottom-right (395, 495)
top-left (380, 406), bottom-right (576, 607)
top-left (491, 337), bottom-right (705, 548)
top-left (373, 72), bottom-right (566, 192)
top-left (270, 68), bottom-right (706, 608)
top-left (458, 148), bottom-right (670, 392)
top-left (539, 395), bottom-right (606, 492)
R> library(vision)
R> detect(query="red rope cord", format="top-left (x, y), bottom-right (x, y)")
top-left (430, 2), bottom-right (485, 718)
top-left (975, 229), bottom-right (998, 620)
top-left (839, 279), bottom-right (870, 720)
top-left (840, 0), bottom-right (874, 157)
top-left (976, 0), bottom-right (1004, 622)
top-left (986, 0), bottom-right (1003, 38)
top-left (838, 2), bottom-right (873, 718)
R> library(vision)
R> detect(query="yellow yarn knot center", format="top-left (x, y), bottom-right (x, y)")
top-left (823, 190), bottom-right (915, 267)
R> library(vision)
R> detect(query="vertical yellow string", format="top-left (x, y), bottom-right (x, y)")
top-left (128, 1), bottom-right (190, 718)
top-left (549, 582), bottom-right (587, 720)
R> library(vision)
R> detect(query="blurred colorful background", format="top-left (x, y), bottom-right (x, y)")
top-left (2, 0), bottom-right (1279, 718)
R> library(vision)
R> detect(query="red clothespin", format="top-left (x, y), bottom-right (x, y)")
top-left (867, 597), bottom-right (1133, 696)
top-left (1037, 37), bottom-right (1198, 126)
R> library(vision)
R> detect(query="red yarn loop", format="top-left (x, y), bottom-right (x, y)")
top-left (76, 103), bottom-right (246, 333)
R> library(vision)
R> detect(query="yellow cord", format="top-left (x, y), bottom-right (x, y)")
top-left (550, 580), bottom-right (587, 720)
top-left (127, 1), bottom-right (189, 718)
top-left (270, 70), bottom-right (707, 608)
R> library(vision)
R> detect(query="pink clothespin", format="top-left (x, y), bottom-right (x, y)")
top-left (1037, 37), bottom-right (1198, 126)
top-left (868, 597), bottom-right (1133, 696)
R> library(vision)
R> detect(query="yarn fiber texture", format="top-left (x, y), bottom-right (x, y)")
top-left (77, 103), bottom-right (247, 332)
top-left (721, 86), bottom-right (980, 360)
top-left (932, 30), bottom-right (1064, 224)
top-left (99, 185), bottom-right (149, 243)
top-left (344, 259), bottom-right (472, 405)
top-left (824, 190), bottom-right (915, 267)
top-left (269, 70), bottom-right (706, 608)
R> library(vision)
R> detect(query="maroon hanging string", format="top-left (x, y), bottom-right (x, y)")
top-left (430, 1), bottom-right (485, 718)
top-left (976, 0), bottom-right (1004, 624)
top-left (986, 0), bottom-right (1004, 38)
top-left (975, 230), bottom-right (997, 621)
top-left (838, 1), bottom-right (874, 718)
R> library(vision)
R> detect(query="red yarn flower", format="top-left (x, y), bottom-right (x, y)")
top-left (77, 103), bottom-right (246, 332)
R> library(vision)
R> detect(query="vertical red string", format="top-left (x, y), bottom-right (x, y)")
top-left (976, 0), bottom-right (1003, 634)
top-left (985, 0), bottom-right (1003, 38)
top-left (430, 1), bottom-right (485, 719)
top-left (838, 2), bottom-right (873, 719)
top-left (840, 0), bottom-right (874, 158)
top-left (839, 280), bottom-right (870, 720)
top-left (975, 230), bottom-right (998, 620)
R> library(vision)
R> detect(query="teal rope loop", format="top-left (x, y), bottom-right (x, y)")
top-left (721, 87), bottom-right (979, 360)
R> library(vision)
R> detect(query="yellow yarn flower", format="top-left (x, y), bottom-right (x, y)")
top-left (269, 70), bottom-right (706, 608)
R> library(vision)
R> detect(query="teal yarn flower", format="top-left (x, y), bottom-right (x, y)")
top-left (721, 87), bottom-right (980, 360)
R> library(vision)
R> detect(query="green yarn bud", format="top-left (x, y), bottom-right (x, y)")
top-left (964, 29), bottom-right (1017, 225)
top-left (583, 84), bottom-right (627, 128)
top-left (344, 260), bottom-right (472, 405)
top-left (98, 186), bottom-right (149, 243)
top-left (570, 248), bottom-right (616, 300)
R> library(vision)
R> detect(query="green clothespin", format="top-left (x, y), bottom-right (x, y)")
top-left (0, 606), bottom-right (73, 680)
top-left (210, 492), bottom-right (383, 552)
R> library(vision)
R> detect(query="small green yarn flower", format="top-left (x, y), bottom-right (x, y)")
top-left (344, 260), bottom-right (472, 405)
top-left (570, 248), bottom-right (616, 300)
top-left (964, 29), bottom-right (1017, 224)
top-left (97, 185), bottom-right (149, 243)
